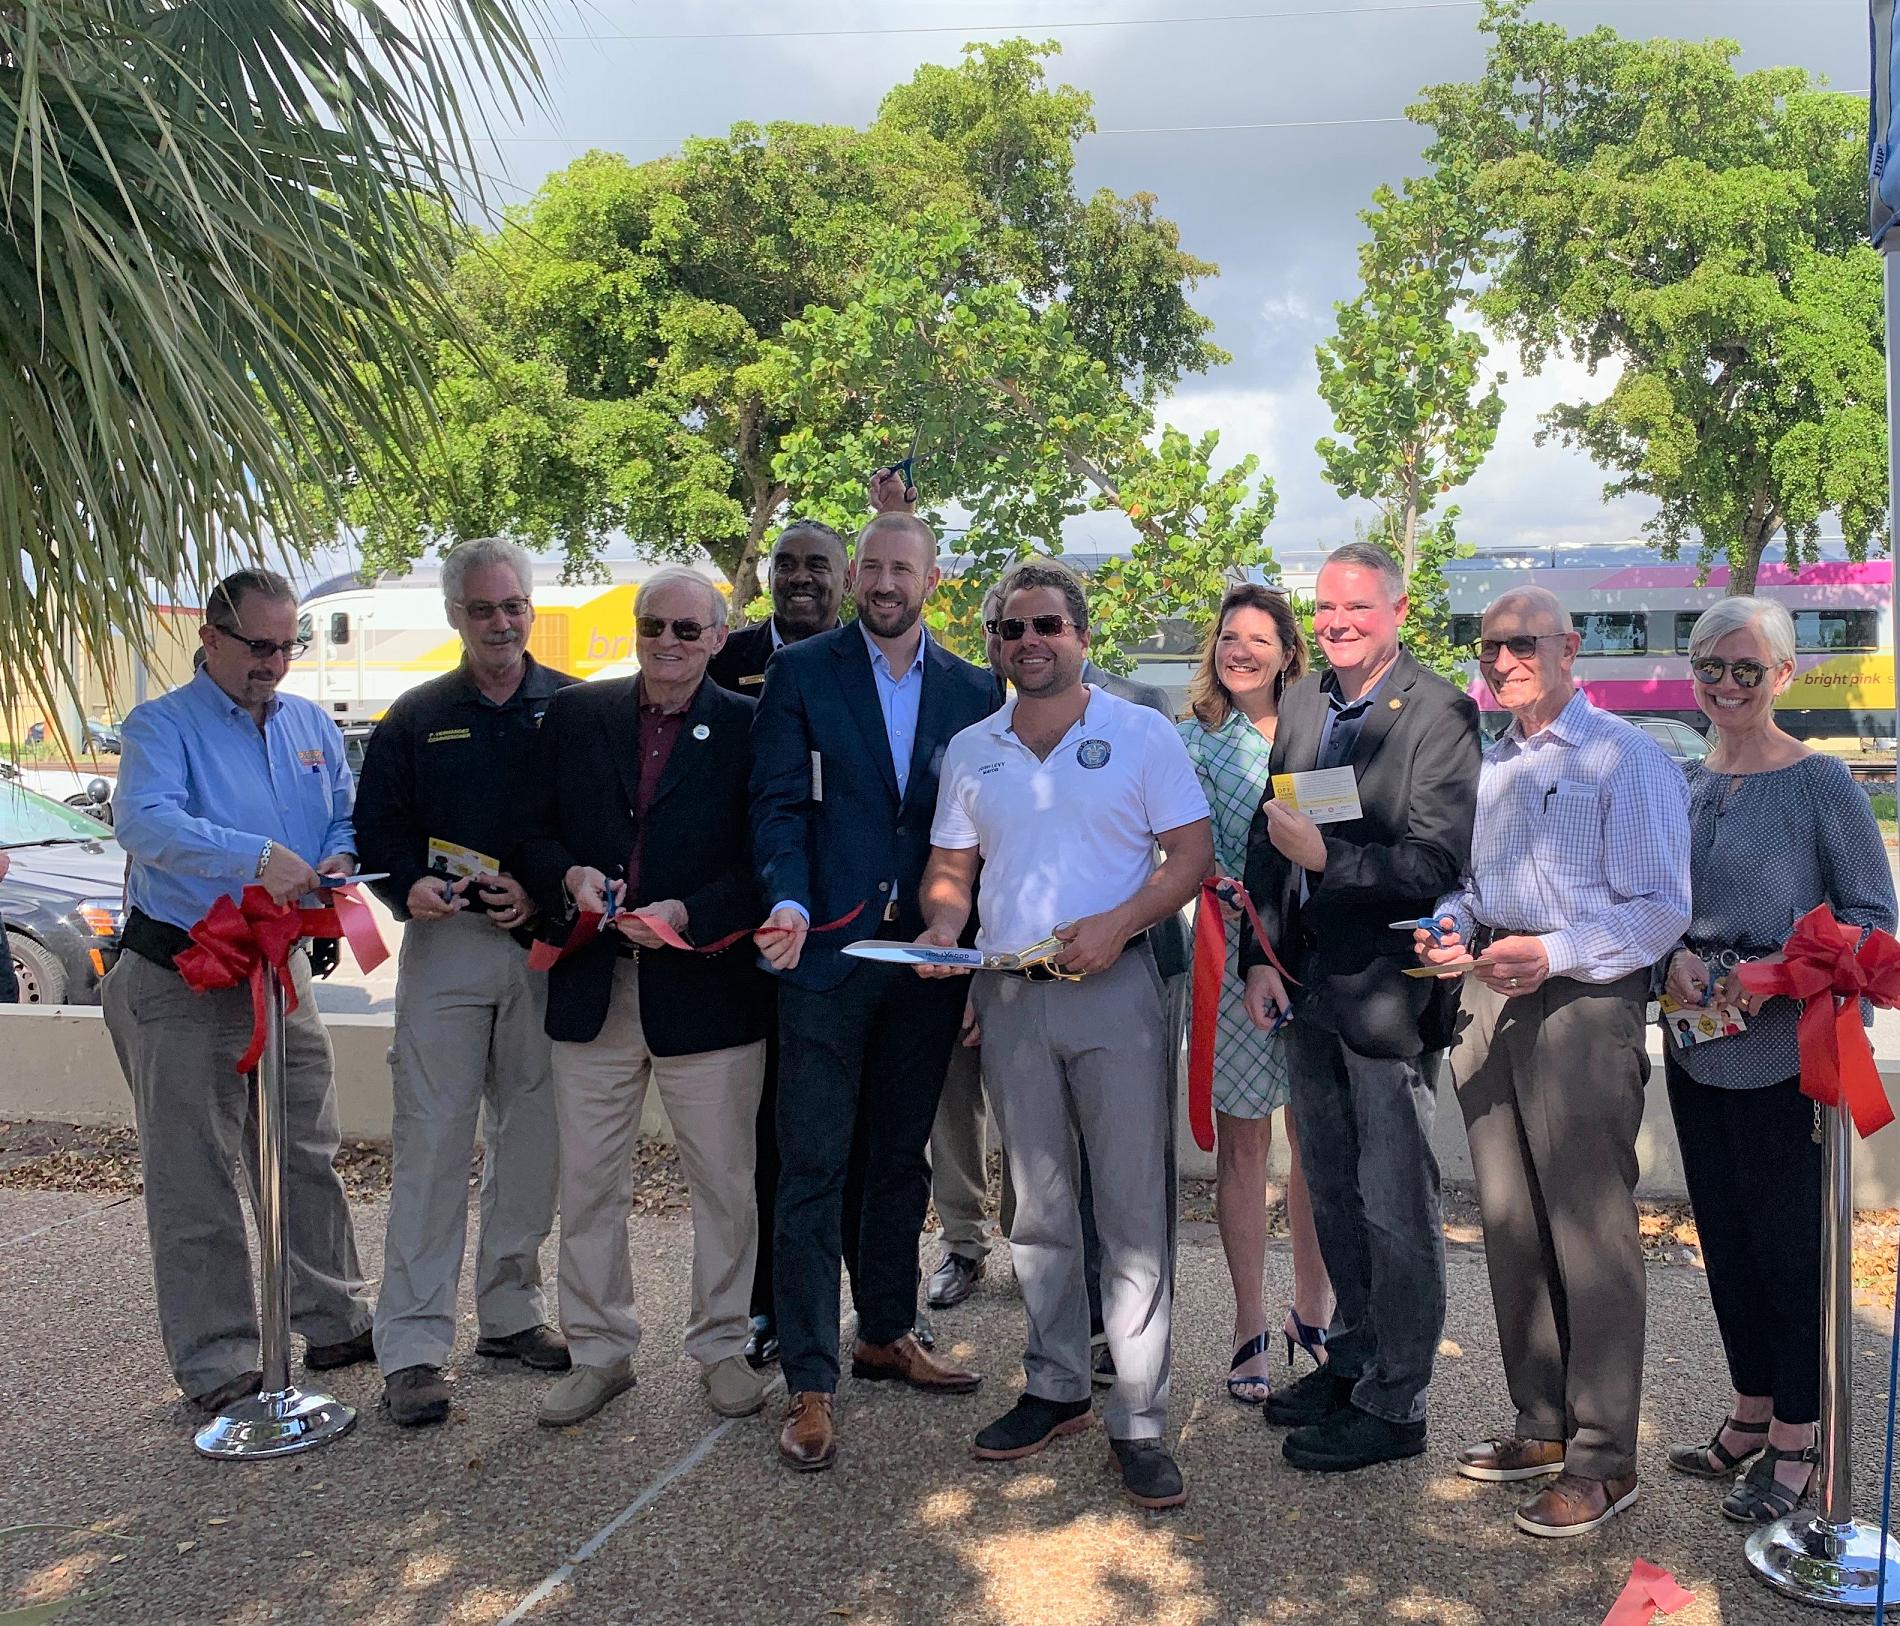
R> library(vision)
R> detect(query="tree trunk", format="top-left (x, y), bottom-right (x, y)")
top-left (1399, 457), bottom-right (1422, 582)
top-left (1727, 496), bottom-right (1781, 597)
top-left (726, 483), bottom-right (787, 626)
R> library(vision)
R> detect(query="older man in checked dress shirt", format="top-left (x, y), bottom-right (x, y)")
top-left (1420, 585), bottom-right (1690, 1541)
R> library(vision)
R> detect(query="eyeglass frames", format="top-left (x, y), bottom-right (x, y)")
top-left (211, 625), bottom-right (309, 661)
top-left (1690, 657), bottom-right (1769, 690)
top-left (985, 614), bottom-right (1078, 642)
top-left (636, 616), bottom-right (710, 642)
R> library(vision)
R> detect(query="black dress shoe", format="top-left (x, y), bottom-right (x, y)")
top-left (972, 1394), bottom-right (1093, 1460)
top-left (744, 1314), bottom-right (779, 1370)
top-left (926, 1253), bottom-right (984, 1309)
top-left (1109, 1438), bottom-right (1189, 1509)
top-left (475, 1323), bottom-right (571, 1371)
top-left (1282, 1402), bottom-right (1426, 1472)
top-left (305, 1328), bottom-right (375, 1372)
top-left (188, 1370), bottom-right (262, 1416)
top-left (912, 1314), bottom-right (937, 1351)
top-left (1261, 1363), bottom-right (1353, 1427)
top-left (1090, 1336), bottom-right (1116, 1389)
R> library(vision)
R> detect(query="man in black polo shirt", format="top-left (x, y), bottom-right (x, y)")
top-left (354, 537), bottom-right (577, 1425)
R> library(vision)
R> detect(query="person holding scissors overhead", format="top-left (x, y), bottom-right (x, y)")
top-left (1419, 584), bottom-right (1688, 1538)
top-left (914, 562), bottom-right (1212, 1509)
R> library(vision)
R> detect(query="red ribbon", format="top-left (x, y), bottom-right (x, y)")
top-left (1600, 1559), bottom-right (1693, 1626)
top-left (174, 883), bottom-right (389, 1074)
top-left (1736, 903), bottom-right (1900, 1138)
top-left (1188, 875), bottom-right (1298, 1155)
top-left (528, 901), bottom-right (865, 973)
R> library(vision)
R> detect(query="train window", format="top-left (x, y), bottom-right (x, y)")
top-left (328, 611), bottom-right (350, 646)
top-left (1675, 609), bottom-right (1879, 653)
top-left (1572, 612), bottom-right (1646, 655)
top-left (1450, 614), bottom-right (1483, 649)
top-left (297, 612), bottom-right (313, 645)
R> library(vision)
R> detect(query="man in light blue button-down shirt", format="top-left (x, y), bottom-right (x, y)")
top-left (103, 570), bottom-right (374, 1414)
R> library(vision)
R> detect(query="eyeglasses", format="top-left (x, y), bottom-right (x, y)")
top-left (1691, 657), bottom-right (1769, 689)
top-left (456, 597), bottom-right (532, 621)
top-left (211, 625), bottom-right (309, 661)
top-left (986, 615), bottom-right (1078, 642)
top-left (636, 616), bottom-right (709, 642)
top-left (1475, 633), bottom-right (1569, 663)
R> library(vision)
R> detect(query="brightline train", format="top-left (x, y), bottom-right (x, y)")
top-left (1444, 541), bottom-right (1894, 749)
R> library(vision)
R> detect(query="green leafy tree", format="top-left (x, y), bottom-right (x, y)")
top-left (1417, 0), bottom-right (1885, 594)
top-left (1, 0), bottom-right (543, 723)
top-left (1314, 172), bottom-right (1502, 671)
top-left (324, 41), bottom-right (1270, 664)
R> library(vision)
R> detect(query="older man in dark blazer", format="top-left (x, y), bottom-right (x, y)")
top-left (514, 567), bottom-right (774, 1430)
top-left (1241, 541), bottom-right (1480, 1475)
top-left (751, 511), bottom-right (1000, 1473)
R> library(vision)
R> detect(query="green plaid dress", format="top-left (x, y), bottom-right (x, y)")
top-left (1179, 709), bottom-right (1291, 1119)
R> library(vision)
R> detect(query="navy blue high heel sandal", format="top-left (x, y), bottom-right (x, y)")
top-left (1284, 1311), bottom-right (1328, 1369)
top-left (1226, 1331), bottom-right (1274, 1404)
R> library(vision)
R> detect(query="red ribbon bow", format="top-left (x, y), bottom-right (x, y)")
top-left (174, 884), bottom-right (389, 1074)
top-left (1600, 1559), bottom-right (1694, 1626)
top-left (1736, 903), bottom-right (1900, 1138)
top-left (1188, 875), bottom-right (1298, 1155)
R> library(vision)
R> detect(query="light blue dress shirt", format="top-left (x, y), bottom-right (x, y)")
top-left (861, 620), bottom-right (927, 798)
top-left (116, 668), bottom-right (358, 931)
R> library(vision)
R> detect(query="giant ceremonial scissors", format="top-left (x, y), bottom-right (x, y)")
top-left (842, 926), bottom-right (1082, 979)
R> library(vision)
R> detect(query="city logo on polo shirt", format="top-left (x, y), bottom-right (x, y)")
top-left (1076, 738), bottom-right (1112, 770)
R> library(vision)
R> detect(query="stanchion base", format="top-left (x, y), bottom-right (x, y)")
top-left (1747, 1515), bottom-right (1900, 1611)
top-left (193, 1384), bottom-right (357, 1461)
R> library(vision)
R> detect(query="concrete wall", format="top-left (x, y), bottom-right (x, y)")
top-left (7, 1003), bottom-right (1900, 1206)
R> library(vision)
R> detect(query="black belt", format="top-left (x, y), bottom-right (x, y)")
top-left (1682, 939), bottom-right (1780, 972)
top-left (1001, 931), bottom-right (1147, 981)
top-left (122, 907), bottom-right (193, 971)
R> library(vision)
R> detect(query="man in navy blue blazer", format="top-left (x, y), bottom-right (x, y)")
top-left (750, 511), bottom-right (1000, 1472)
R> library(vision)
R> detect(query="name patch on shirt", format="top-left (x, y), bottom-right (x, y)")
top-left (427, 727), bottom-right (473, 744)
top-left (296, 747), bottom-right (326, 767)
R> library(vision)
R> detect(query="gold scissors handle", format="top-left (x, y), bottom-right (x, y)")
top-left (990, 923), bottom-right (1084, 980)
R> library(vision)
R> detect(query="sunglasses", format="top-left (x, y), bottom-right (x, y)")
top-left (986, 614), bottom-right (1077, 642)
top-left (636, 616), bottom-right (710, 642)
top-left (1475, 633), bottom-right (1568, 662)
top-left (457, 597), bottom-right (532, 620)
top-left (1691, 657), bottom-right (1769, 690)
top-left (212, 625), bottom-right (309, 661)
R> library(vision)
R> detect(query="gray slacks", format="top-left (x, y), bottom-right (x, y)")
top-left (1451, 972), bottom-right (1648, 1480)
top-left (929, 1039), bottom-right (1014, 1259)
top-left (1288, 1020), bottom-right (1446, 1425)
top-left (374, 911), bottom-right (559, 1374)
top-left (103, 948), bottom-right (372, 1398)
top-left (972, 945), bottom-right (1173, 1439)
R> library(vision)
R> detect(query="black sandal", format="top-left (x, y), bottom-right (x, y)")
top-left (1666, 1415), bottom-right (1769, 1480)
top-left (1721, 1442), bottom-right (1818, 1524)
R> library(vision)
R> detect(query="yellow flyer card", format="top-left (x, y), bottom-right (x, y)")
top-left (1659, 994), bottom-right (1748, 1048)
top-left (1270, 766), bottom-right (1364, 825)
top-left (427, 836), bottom-right (500, 879)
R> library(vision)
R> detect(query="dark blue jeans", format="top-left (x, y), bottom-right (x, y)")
top-left (1288, 1021), bottom-right (1446, 1425)
top-left (774, 963), bottom-right (965, 1394)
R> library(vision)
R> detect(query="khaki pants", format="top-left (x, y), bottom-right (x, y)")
top-left (1451, 972), bottom-right (1649, 1480)
top-left (374, 911), bottom-right (558, 1374)
top-left (103, 948), bottom-right (371, 1397)
top-left (551, 958), bottom-right (765, 1368)
top-left (928, 1040), bottom-right (1014, 1259)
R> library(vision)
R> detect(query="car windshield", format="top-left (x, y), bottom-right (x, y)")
top-left (0, 778), bottom-right (106, 843)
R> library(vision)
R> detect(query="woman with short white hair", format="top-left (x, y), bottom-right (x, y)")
top-left (1660, 595), bottom-right (1895, 1522)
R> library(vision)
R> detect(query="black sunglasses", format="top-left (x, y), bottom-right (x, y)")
top-left (986, 614), bottom-right (1077, 642)
top-left (212, 625), bottom-right (309, 661)
top-left (1691, 657), bottom-right (1768, 690)
top-left (636, 616), bottom-right (709, 642)
top-left (1475, 633), bottom-right (1568, 662)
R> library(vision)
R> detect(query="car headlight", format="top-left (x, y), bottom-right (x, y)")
top-left (75, 898), bottom-right (122, 939)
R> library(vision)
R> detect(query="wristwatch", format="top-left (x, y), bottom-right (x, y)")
top-left (255, 838), bottom-right (274, 878)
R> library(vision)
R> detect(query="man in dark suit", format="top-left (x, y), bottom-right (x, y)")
top-left (752, 511), bottom-right (1000, 1472)
top-left (1240, 541), bottom-right (1480, 1474)
top-left (706, 518), bottom-right (847, 1369)
top-left (513, 567), bottom-right (775, 1429)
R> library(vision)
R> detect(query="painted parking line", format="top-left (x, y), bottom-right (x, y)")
top-left (0, 1194), bottom-right (132, 1249)
top-left (497, 1372), bottom-right (786, 1626)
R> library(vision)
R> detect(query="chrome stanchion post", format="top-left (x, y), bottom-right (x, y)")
top-left (194, 963), bottom-right (356, 1460)
top-left (1747, 1099), bottom-right (1900, 1608)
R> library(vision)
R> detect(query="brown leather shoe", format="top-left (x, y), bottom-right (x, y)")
top-left (1456, 1435), bottom-right (1566, 1483)
top-left (779, 1391), bottom-right (836, 1472)
top-left (1514, 1470), bottom-right (1638, 1538)
top-left (850, 1331), bottom-right (981, 1394)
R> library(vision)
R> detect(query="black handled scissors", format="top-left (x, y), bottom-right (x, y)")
top-left (877, 425), bottom-right (920, 499)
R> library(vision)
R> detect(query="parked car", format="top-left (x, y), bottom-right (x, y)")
top-left (22, 718), bottom-right (119, 754)
top-left (1, 778), bottom-right (125, 1004)
top-left (0, 759), bottom-right (114, 825)
top-left (1628, 714), bottom-right (1712, 767)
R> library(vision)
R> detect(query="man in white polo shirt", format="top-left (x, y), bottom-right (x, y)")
top-left (915, 562), bottom-right (1212, 1510)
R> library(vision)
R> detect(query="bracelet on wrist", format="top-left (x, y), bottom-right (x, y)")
top-left (255, 839), bottom-right (273, 879)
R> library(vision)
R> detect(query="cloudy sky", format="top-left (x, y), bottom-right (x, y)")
top-left (423, 0), bottom-right (1872, 576)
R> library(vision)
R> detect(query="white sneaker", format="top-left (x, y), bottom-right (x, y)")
top-left (702, 1353), bottom-right (771, 1417)
top-left (538, 1360), bottom-right (636, 1427)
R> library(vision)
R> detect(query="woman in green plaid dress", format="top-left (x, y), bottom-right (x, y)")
top-left (1178, 585), bottom-right (1334, 1403)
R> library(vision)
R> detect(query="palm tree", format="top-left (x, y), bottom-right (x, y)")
top-left (0, 0), bottom-right (543, 727)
